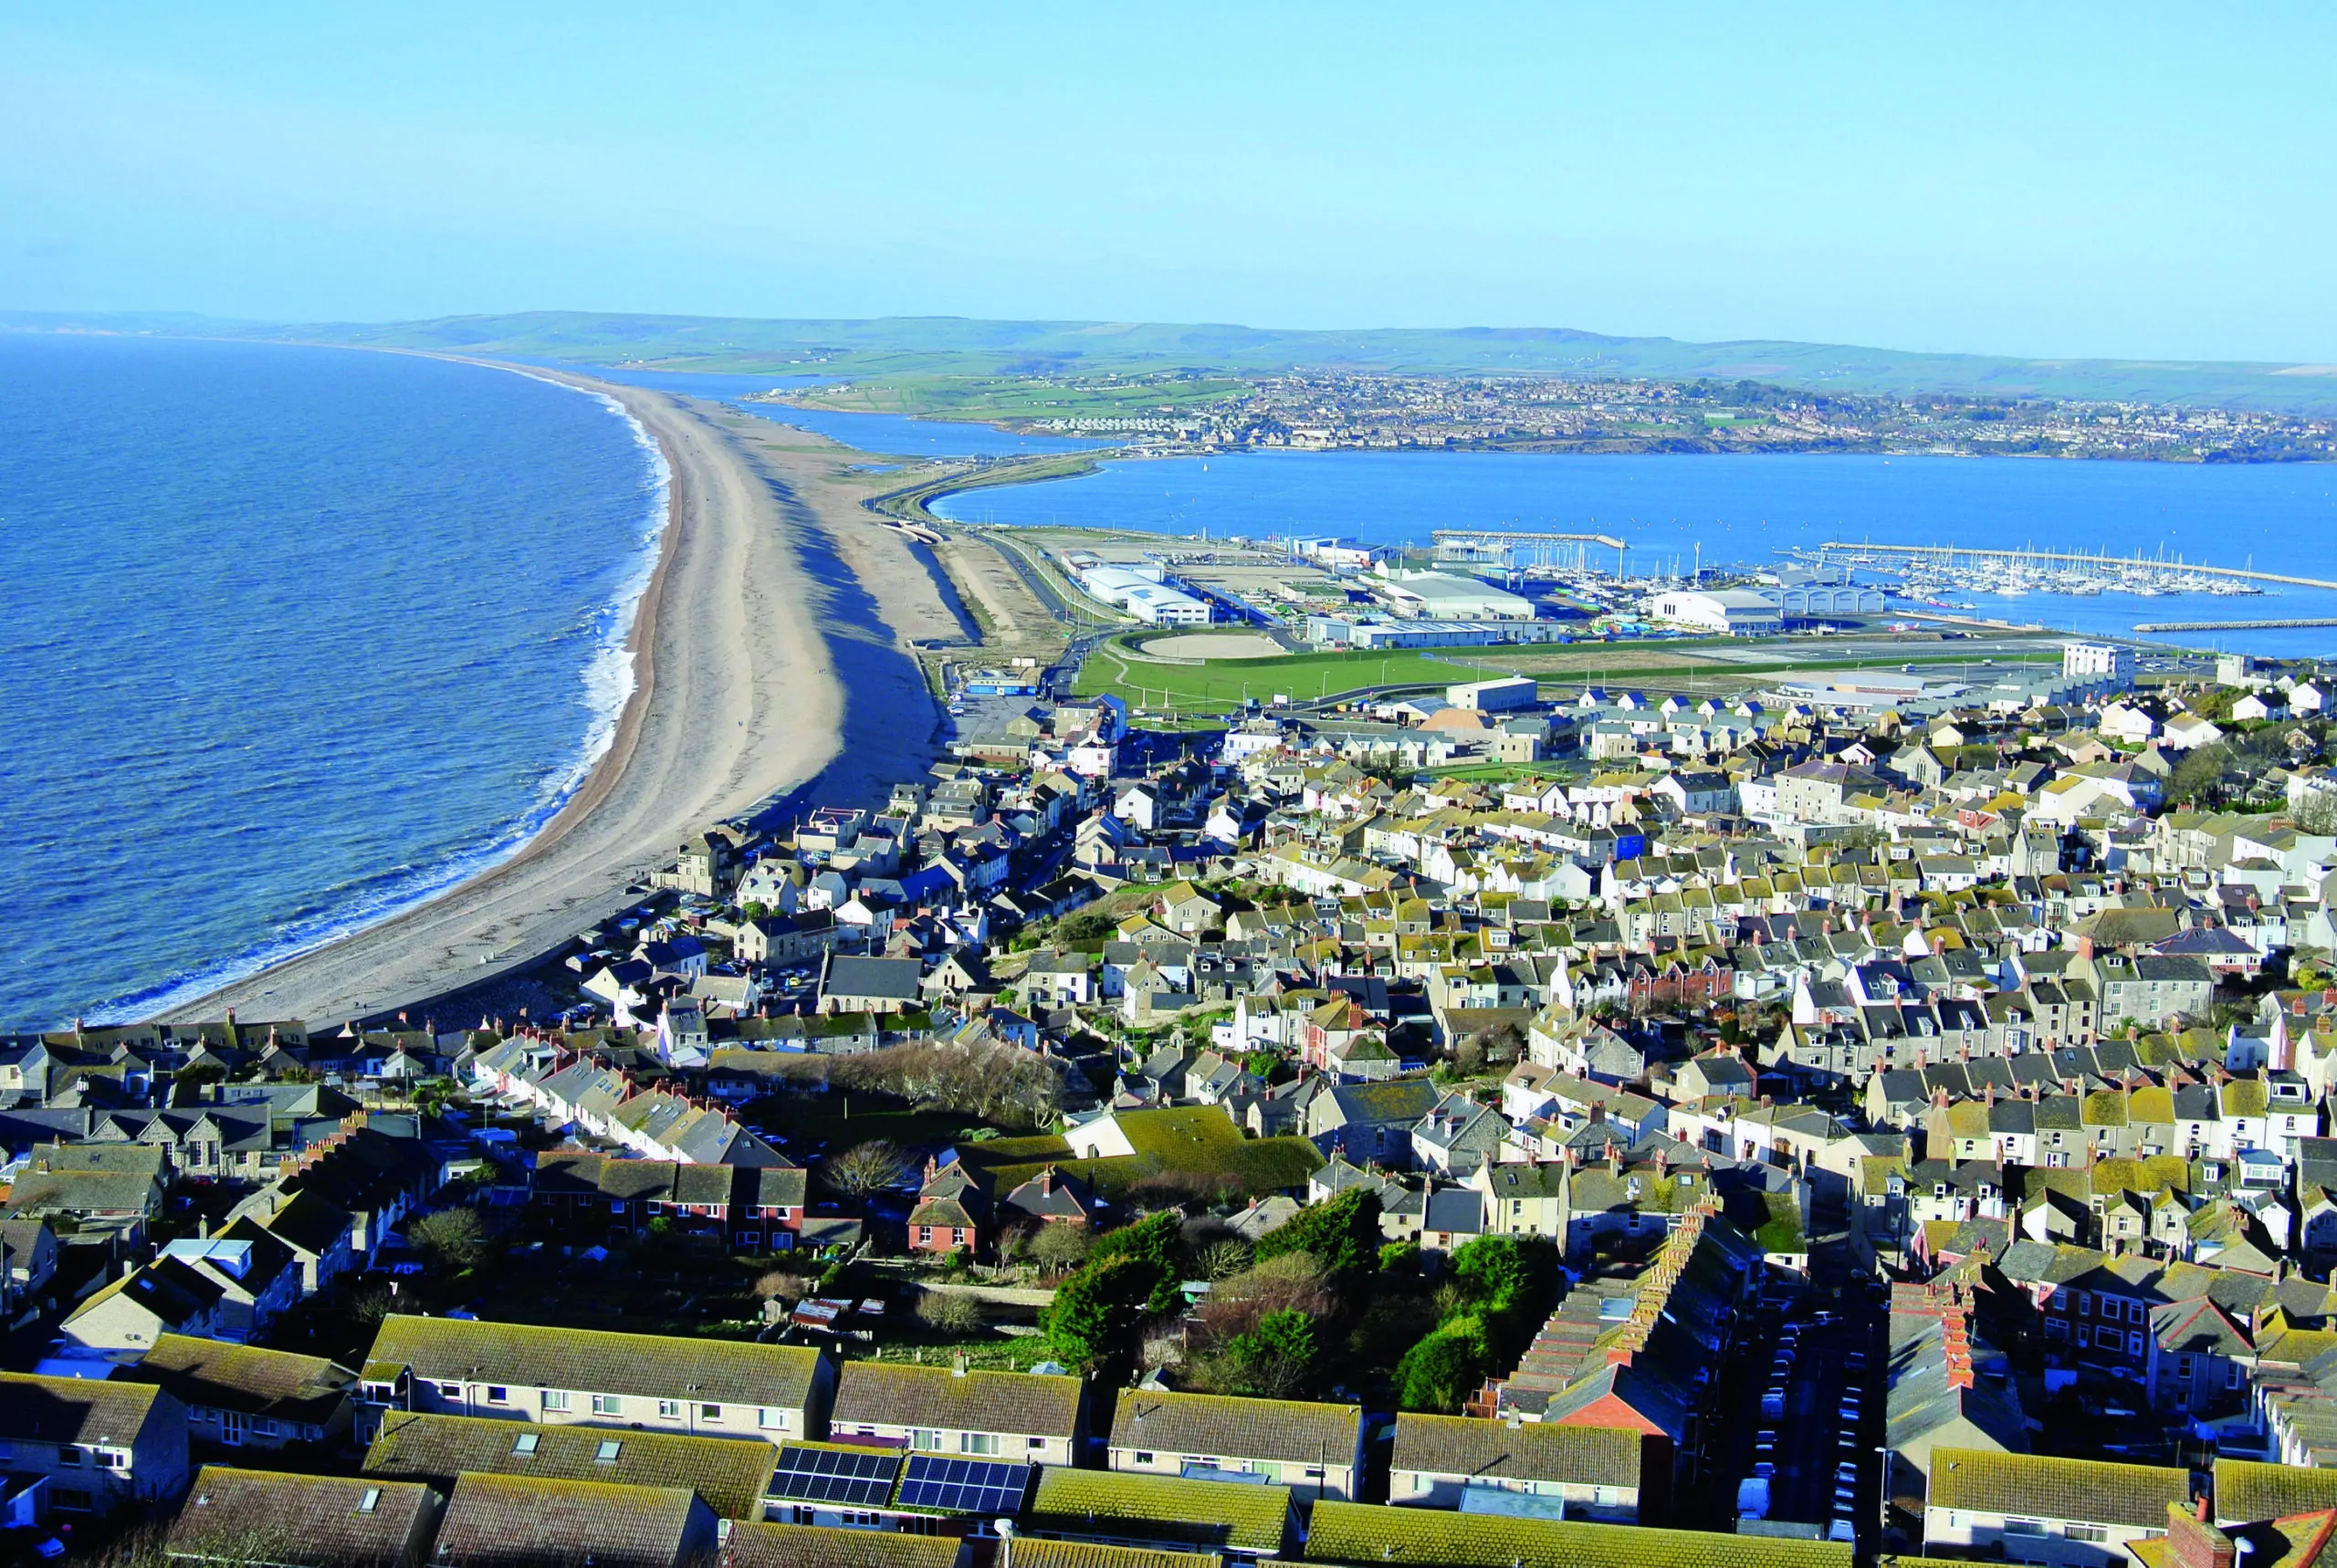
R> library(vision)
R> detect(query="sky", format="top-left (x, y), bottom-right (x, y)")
top-left (4, 4), bottom-right (2334, 362)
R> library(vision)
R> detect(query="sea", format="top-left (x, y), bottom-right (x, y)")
top-left (927, 447), bottom-right (2337, 657)
top-left (0, 335), bottom-right (668, 1029)
top-left (11, 341), bottom-right (2331, 1028)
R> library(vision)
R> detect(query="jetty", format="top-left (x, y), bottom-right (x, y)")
top-left (2133, 616), bottom-right (2337, 633)
top-left (1816, 540), bottom-right (2337, 595)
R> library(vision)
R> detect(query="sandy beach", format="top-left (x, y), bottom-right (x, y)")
top-left (162, 368), bottom-right (941, 1027)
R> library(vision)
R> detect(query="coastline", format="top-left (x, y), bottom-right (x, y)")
top-left (156, 363), bottom-right (918, 1028)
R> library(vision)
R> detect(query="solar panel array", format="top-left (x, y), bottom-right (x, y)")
top-left (897, 1455), bottom-right (1032, 1517)
top-left (767, 1446), bottom-right (901, 1508)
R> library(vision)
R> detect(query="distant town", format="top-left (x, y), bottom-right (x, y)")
top-left (14, 513), bottom-right (2337, 1568)
top-left (783, 368), bottom-right (2337, 463)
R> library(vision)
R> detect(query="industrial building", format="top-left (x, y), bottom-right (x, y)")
top-left (1075, 563), bottom-right (1213, 625)
top-left (1375, 570), bottom-right (1537, 621)
top-left (1304, 616), bottom-right (1580, 649)
top-left (1644, 589), bottom-right (1787, 636)
top-left (1447, 675), bottom-right (1540, 712)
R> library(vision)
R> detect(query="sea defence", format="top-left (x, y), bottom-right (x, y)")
top-left (160, 369), bottom-right (906, 1027)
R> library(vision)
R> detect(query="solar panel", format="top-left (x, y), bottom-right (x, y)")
top-left (897, 1455), bottom-right (1032, 1517)
top-left (767, 1446), bottom-right (902, 1508)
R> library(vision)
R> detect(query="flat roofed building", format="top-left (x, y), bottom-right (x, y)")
top-left (1924, 1448), bottom-right (2188, 1567)
top-left (830, 1362), bottom-right (1085, 1464)
top-left (1379, 573), bottom-right (1537, 622)
top-left (363, 1411), bottom-right (779, 1520)
top-left (166, 1465), bottom-right (441, 1568)
top-left (356, 1314), bottom-right (833, 1446)
top-left (1388, 1412), bottom-right (1645, 1520)
top-left (2063, 643), bottom-right (2135, 685)
top-left (429, 1472), bottom-right (717, 1568)
top-left (1106, 1388), bottom-right (1365, 1500)
top-left (1448, 676), bottom-right (1540, 713)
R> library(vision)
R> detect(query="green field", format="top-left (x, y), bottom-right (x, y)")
top-left (1074, 632), bottom-right (2058, 713)
top-left (792, 373), bottom-right (1245, 424)
top-left (954, 1107), bottom-right (1323, 1201)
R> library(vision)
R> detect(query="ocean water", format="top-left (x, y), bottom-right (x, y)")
top-left (0, 335), bottom-right (666, 1028)
top-left (930, 449), bottom-right (2337, 656)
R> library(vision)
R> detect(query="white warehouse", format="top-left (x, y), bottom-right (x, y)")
top-left (1645, 589), bottom-right (1785, 636)
top-left (1376, 570), bottom-right (1537, 621)
top-left (1078, 563), bottom-right (1213, 625)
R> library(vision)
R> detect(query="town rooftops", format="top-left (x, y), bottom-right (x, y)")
top-left (363, 1313), bottom-right (823, 1411)
top-left (722, 1521), bottom-right (968, 1568)
top-left (1301, 1499), bottom-right (1851, 1568)
top-left (429, 1471), bottom-right (706, 1568)
top-left (1106, 1388), bottom-right (1360, 1467)
top-left (1390, 1412), bottom-right (1640, 1489)
top-left (1927, 1447), bottom-right (2187, 1528)
top-left (833, 1361), bottom-right (1084, 1437)
top-left (0, 1370), bottom-right (171, 1445)
top-left (2216, 1459), bottom-right (2337, 1527)
top-left (168, 1466), bottom-right (436, 1568)
top-left (119, 1334), bottom-right (353, 1428)
top-left (1030, 1465), bottom-right (1294, 1556)
top-left (365, 1410), bottom-right (778, 1519)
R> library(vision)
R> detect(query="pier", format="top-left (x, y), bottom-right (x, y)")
top-left (1431, 528), bottom-right (1630, 573)
top-left (2133, 617), bottom-right (2337, 633)
top-left (1816, 540), bottom-right (2337, 595)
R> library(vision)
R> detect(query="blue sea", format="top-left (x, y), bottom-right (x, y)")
top-left (0, 335), bottom-right (666, 1029)
top-left (927, 448), bottom-right (2337, 656)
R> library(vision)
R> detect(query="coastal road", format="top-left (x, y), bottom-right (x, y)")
top-left (162, 367), bottom-right (904, 1028)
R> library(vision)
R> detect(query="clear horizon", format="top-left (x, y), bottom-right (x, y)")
top-left (5, 4), bottom-right (2335, 364)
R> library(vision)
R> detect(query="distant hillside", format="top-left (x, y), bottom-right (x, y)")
top-left (12, 308), bottom-right (2337, 413)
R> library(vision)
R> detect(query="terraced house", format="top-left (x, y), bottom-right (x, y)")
top-left (830, 1362), bottom-right (1085, 1464)
top-left (1924, 1448), bottom-right (2189, 1567)
top-left (1105, 1388), bottom-right (1365, 1500)
top-left (1389, 1411), bottom-right (1646, 1521)
top-left (355, 1315), bottom-right (833, 1447)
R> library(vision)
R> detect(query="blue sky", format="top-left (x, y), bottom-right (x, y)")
top-left (5, 4), bottom-right (2333, 361)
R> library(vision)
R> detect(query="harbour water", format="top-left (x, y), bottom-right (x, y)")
top-left (927, 448), bottom-right (2337, 656)
top-left (0, 335), bottom-right (666, 1028)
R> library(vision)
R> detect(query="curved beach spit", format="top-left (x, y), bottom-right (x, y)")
top-left (160, 370), bottom-right (873, 1028)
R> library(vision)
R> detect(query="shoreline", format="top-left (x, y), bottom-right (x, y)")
top-left (155, 361), bottom-right (900, 1029)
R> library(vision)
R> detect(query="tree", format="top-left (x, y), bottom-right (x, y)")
top-left (917, 1291), bottom-right (984, 1335)
top-left (1030, 1223), bottom-right (1093, 1275)
top-left (408, 1207), bottom-right (487, 1274)
top-left (1254, 1188), bottom-right (1382, 1283)
top-left (1222, 1309), bottom-right (1318, 1399)
top-left (1043, 1254), bottom-right (1155, 1370)
top-left (821, 1140), bottom-right (912, 1199)
top-left (1394, 1319), bottom-right (1492, 1412)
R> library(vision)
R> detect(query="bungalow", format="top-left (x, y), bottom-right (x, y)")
top-left (166, 1467), bottom-right (442, 1568)
top-left (1924, 1448), bottom-right (2188, 1567)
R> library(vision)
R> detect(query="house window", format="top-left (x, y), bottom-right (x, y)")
top-left (513, 1434), bottom-right (540, 1455)
top-left (658, 1401), bottom-right (681, 1420)
top-left (2228, 1363), bottom-right (2247, 1390)
top-left (358, 1488), bottom-right (381, 1514)
top-left (57, 1448), bottom-right (82, 1468)
top-left (963, 1433), bottom-right (999, 1456)
top-left (592, 1395), bottom-right (623, 1416)
top-left (2006, 1520), bottom-right (2046, 1536)
top-left (439, 1382), bottom-right (466, 1401)
top-left (1028, 1437), bottom-right (1045, 1450)
top-left (699, 1405), bottom-right (722, 1422)
top-left (760, 1408), bottom-right (787, 1430)
top-left (487, 1386), bottom-right (509, 1405)
top-left (1135, 1451), bottom-right (1155, 1465)
top-left (2066, 1524), bottom-right (2109, 1543)
top-left (595, 1440), bottom-right (623, 1463)
top-left (910, 1428), bottom-right (944, 1451)
top-left (49, 1489), bottom-right (91, 1512)
top-left (540, 1391), bottom-right (571, 1413)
